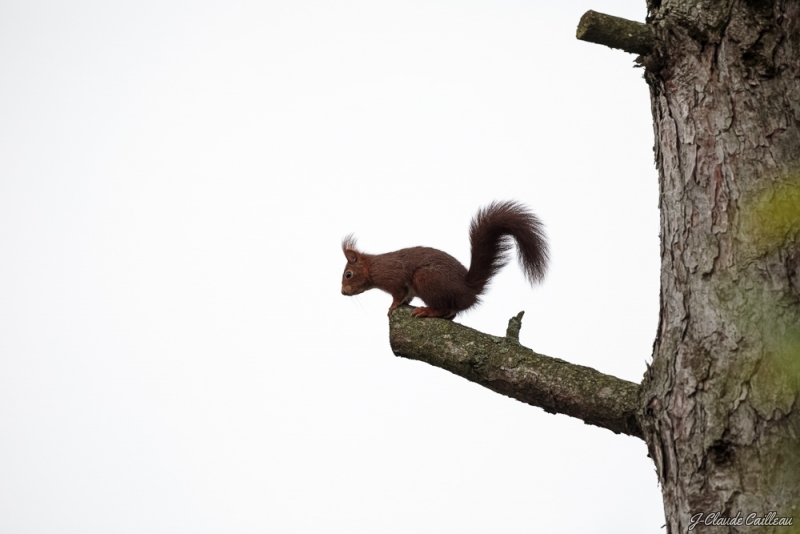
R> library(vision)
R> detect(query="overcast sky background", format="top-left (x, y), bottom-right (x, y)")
top-left (1, 1), bottom-right (665, 532)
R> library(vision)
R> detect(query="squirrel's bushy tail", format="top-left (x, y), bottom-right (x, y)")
top-left (465, 200), bottom-right (549, 296)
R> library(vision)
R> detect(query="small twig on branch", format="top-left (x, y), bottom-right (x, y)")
top-left (576, 10), bottom-right (655, 56)
top-left (389, 306), bottom-right (643, 439)
top-left (505, 311), bottom-right (525, 341)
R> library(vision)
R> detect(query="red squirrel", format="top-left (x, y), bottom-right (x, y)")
top-left (340, 201), bottom-right (548, 319)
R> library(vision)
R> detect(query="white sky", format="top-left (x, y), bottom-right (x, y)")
top-left (0, 1), bottom-right (665, 532)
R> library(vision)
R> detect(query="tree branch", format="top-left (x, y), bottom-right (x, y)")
top-left (576, 10), bottom-right (655, 56)
top-left (389, 306), bottom-right (643, 439)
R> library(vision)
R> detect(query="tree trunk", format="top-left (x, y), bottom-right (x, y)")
top-left (391, 1), bottom-right (800, 531)
top-left (640, 0), bottom-right (800, 531)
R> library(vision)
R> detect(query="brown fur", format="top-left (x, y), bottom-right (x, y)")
top-left (341, 201), bottom-right (548, 319)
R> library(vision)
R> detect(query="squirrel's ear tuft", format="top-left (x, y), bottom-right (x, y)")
top-left (342, 234), bottom-right (359, 262)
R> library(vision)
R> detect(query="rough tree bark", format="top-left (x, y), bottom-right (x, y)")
top-left (388, 1), bottom-right (800, 532)
top-left (638, 0), bottom-right (800, 531)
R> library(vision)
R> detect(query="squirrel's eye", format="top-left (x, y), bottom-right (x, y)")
top-left (345, 271), bottom-right (353, 279)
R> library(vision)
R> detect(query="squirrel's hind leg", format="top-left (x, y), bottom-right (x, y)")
top-left (410, 267), bottom-right (473, 320)
top-left (411, 306), bottom-right (456, 320)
